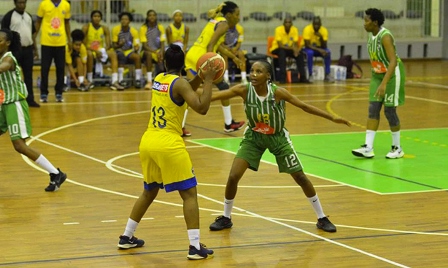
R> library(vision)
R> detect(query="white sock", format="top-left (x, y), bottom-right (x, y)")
top-left (78, 76), bottom-right (85, 84)
top-left (95, 62), bottom-right (103, 76)
top-left (87, 72), bottom-right (93, 82)
top-left (112, 73), bottom-right (118, 83)
top-left (123, 218), bottom-right (139, 238)
top-left (241, 71), bottom-right (247, 81)
top-left (307, 195), bottom-right (326, 219)
top-left (391, 131), bottom-right (401, 147)
top-left (224, 70), bottom-right (229, 81)
top-left (223, 198), bottom-right (234, 218)
top-left (182, 109), bottom-right (188, 128)
top-left (118, 67), bottom-right (124, 81)
top-left (365, 130), bottom-right (376, 149)
top-left (147, 72), bottom-right (153, 82)
top-left (188, 229), bottom-right (200, 250)
top-left (35, 155), bottom-right (58, 174)
top-left (135, 69), bottom-right (142, 80)
top-left (222, 105), bottom-right (232, 125)
top-left (64, 75), bottom-right (69, 85)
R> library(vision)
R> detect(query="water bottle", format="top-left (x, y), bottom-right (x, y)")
top-left (336, 69), bottom-right (341, 80)
top-left (36, 76), bottom-right (41, 88)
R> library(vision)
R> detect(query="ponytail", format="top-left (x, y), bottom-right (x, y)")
top-left (207, 2), bottom-right (226, 19)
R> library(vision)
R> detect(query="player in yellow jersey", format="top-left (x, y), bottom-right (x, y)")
top-left (222, 22), bottom-right (247, 84)
top-left (112, 12), bottom-right (143, 89)
top-left (140, 9), bottom-right (166, 90)
top-left (184, 1), bottom-right (245, 134)
top-left (65, 29), bottom-right (92, 91)
top-left (35, 0), bottom-right (71, 103)
top-left (117, 44), bottom-right (219, 260)
top-left (166, 9), bottom-right (191, 136)
top-left (82, 10), bottom-right (124, 91)
top-left (166, 10), bottom-right (190, 53)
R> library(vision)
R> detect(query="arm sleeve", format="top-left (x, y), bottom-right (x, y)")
top-left (1, 10), bottom-right (13, 29)
top-left (158, 24), bottom-right (166, 42)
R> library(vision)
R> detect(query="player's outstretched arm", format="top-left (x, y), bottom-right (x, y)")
top-left (211, 84), bottom-right (246, 102)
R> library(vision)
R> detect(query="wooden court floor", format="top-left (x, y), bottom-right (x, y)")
top-left (0, 60), bottom-right (447, 267)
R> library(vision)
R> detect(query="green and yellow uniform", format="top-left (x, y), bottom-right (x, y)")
top-left (367, 27), bottom-right (405, 106)
top-left (237, 83), bottom-right (303, 173)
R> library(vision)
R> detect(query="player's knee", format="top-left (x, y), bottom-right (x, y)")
top-left (368, 102), bottom-right (382, 120)
top-left (216, 81), bottom-right (229, 91)
top-left (384, 106), bottom-right (400, 127)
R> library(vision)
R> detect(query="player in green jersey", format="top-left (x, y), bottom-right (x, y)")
top-left (208, 60), bottom-right (351, 233)
top-left (352, 8), bottom-right (406, 159)
top-left (0, 29), bottom-right (67, 192)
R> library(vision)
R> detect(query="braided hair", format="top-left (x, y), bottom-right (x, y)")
top-left (164, 44), bottom-right (185, 72)
top-left (255, 60), bottom-right (274, 84)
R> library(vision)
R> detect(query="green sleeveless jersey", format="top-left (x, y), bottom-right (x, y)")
top-left (245, 83), bottom-right (286, 135)
top-left (0, 52), bottom-right (27, 105)
top-left (367, 27), bottom-right (401, 74)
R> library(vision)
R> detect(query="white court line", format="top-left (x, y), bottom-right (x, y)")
top-left (200, 194), bottom-right (409, 268)
top-left (21, 108), bottom-right (446, 267)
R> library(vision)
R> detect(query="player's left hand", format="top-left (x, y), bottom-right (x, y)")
top-left (333, 117), bottom-right (352, 126)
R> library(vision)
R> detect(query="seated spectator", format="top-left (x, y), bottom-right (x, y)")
top-left (270, 17), bottom-right (309, 84)
top-left (302, 16), bottom-right (333, 82)
top-left (82, 10), bottom-right (124, 91)
top-left (111, 12), bottom-right (143, 89)
top-left (222, 22), bottom-right (247, 84)
top-left (166, 9), bottom-right (189, 53)
top-left (140, 9), bottom-right (166, 90)
top-left (65, 29), bottom-right (92, 91)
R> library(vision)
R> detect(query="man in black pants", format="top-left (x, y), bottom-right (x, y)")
top-left (1, 0), bottom-right (40, 107)
top-left (270, 17), bottom-right (309, 84)
top-left (35, 0), bottom-right (71, 103)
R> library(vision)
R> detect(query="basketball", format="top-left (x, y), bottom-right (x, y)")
top-left (196, 52), bottom-right (226, 82)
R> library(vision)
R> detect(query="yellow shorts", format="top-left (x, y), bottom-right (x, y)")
top-left (184, 46), bottom-right (206, 72)
top-left (141, 49), bottom-right (160, 62)
top-left (139, 130), bottom-right (197, 192)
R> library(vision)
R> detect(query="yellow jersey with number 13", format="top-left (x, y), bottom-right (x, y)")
top-left (147, 73), bottom-right (186, 136)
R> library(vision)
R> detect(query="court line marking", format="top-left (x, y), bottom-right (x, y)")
top-left (19, 108), bottom-right (445, 266)
top-left (201, 194), bottom-right (409, 268)
top-left (17, 136), bottom-right (424, 267)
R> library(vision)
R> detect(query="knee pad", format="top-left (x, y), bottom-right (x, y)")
top-left (368, 102), bottom-right (382, 120)
top-left (384, 106), bottom-right (400, 127)
top-left (216, 81), bottom-right (229, 91)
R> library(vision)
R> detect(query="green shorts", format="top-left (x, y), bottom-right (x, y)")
top-left (236, 128), bottom-right (303, 174)
top-left (369, 60), bottom-right (405, 107)
top-left (0, 100), bottom-right (32, 141)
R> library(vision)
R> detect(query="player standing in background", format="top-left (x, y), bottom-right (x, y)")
top-left (35, 0), bottom-right (71, 103)
top-left (184, 1), bottom-right (245, 134)
top-left (117, 44), bottom-right (219, 260)
top-left (0, 29), bottom-right (67, 192)
top-left (352, 8), bottom-right (406, 159)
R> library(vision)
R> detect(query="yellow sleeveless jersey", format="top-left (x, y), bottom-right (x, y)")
top-left (37, 0), bottom-right (71, 46)
top-left (185, 16), bottom-right (226, 71)
top-left (168, 23), bottom-right (186, 44)
top-left (86, 23), bottom-right (105, 50)
top-left (147, 73), bottom-right (186, 136)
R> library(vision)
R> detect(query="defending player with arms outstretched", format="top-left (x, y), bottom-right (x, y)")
top-left (117, 44), bottom-right (220, 260)
top-left (0, 29), bottom-right (67, 192)
top-left (208, 60), bottom-right (351, 233)
top-left (352, 8), bottom-right (406, 159)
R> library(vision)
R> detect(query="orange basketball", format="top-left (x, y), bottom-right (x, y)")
top-left (196, 52), bottom-right (226, 82)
